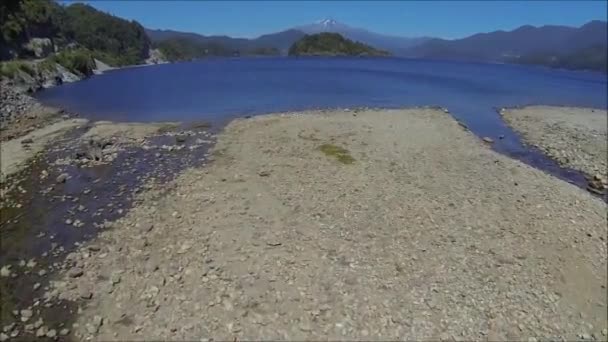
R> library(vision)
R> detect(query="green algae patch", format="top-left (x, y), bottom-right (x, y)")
top-left (318, 143), bottom-right (355, 164)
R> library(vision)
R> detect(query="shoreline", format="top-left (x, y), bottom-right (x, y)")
top-left (0, 72), bottom-right (606, 339)
top-left (46, 108), bottom-right (607, 340)
top-left (500, 106), bottom-right (607, 195)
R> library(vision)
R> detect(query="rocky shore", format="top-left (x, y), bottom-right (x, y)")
top-left (23, 108), bottom-right (604, 341)
top-left (501, 106), bottom-right (607, 195)
top-left (0, 83), bottom-right (215, 341)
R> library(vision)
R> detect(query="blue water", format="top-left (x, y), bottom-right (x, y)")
top-left (36, 57), bottom-right (607, 189)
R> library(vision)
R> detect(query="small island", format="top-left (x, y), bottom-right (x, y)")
top-left (288, 32), bottom-right (389, 57)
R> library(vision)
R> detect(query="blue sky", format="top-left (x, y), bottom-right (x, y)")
top-left (68, 1), bottom-right (607, 39)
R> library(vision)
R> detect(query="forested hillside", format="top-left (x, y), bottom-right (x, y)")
top-left (288, 33), bottom-right (389, 57)
top-left (0, 0), bottom-right (150, 66)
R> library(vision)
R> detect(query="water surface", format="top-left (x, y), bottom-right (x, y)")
top-left (36, 57), bottom-right (608, 186)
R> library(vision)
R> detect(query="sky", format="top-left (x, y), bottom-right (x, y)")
top-left (67, 1), bottom-right (608, 39)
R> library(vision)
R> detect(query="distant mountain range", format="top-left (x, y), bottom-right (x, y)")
top-left (146, 19), bottom-right (607, 71)
top-left (145, 19), bottom-right (431, 56)
top-left (145, 28), bottom-right (305, 55)
top-left (407, 20), bottom-right (607, 60)
top-left (294, 19), bottom-right (431, 55)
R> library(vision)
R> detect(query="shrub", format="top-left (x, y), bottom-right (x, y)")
top-left (51, 49), bottom-right (95, 76)
top-left (0, 61), bottom-right (36, 78)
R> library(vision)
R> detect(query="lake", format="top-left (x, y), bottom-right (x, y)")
top-left (36, 57), bottom-right (607, 185)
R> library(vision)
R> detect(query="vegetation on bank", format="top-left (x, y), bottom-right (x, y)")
top-left (154, 38), bottom-right (280, 62)
top-left (1, 0), bottom-right (150, 66)
top-left (0, 48), bottom-right (95, 81)
top-left (50, 48), bottom-right (95, 75)
top-left (0, 60), bottom-right (35, 78)
top-left (288, 33), bottom-right (389, 57)
top-left (512, 45), bottom-right (608, 72)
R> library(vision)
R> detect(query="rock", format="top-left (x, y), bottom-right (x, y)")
top-left (56, 173), bottom-right (68, 183)
top-left (87, 244), bottom-right (101, 252)
top-left (67, 267), bottom-right (84, 278)
top-left (141, 223), bottom-right (154, 233)
top-left (35, 326), bottom-right (47, 337)
top-left (65, 219), bottom-right (73, 225)
top-left (79, 289), bottom-right (93, 299)
top-left (20, 309), bottom-right (33, 321)
top-left (38, 269), bottom-right (47, 276)
top-left (59, 328), bottom-right (70, 336)
top-left (24, 38), bottom-right (53, 58)
top-left (0, 265), bottom-right (11, 277)
top-left (482, 137), bottom-right (494, 143)
top-left (26, 259), bottom-right (36, 268)
top-left (2, 323), bottom-right (15, 333)
top-left (46, 329), bottom-right (57, 338)
top-left (175, 135), bottom-right (187, 143)
top-left (0, 333), bottom-right (7, 342)
top-left (86, 315), bottom-right (103, 334)
top-left (110, 273), bottom-right (121, 285)
top-left (21, 138), bottom-right (33, 144)
top-left (33, 283), bottom-right (41, 291)
top-left (33, 318), bottom-right (43, 329)
top-left (499, 135), bottom-right (505, 139)
top-left (266, 240), bottom-right (282, 247)
top-left (258, 170), bottom-right (271, 177)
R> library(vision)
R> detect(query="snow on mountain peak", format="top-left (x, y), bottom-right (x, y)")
top-left (317, 18), bottom-right (339, 27)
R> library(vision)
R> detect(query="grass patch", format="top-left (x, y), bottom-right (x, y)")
top-left (50, 49), bottom-right (95, 76)
top-left (38, 58), bottom-right (58, 73)
top-left (0, 61), bottom-right (36, 78)
top-left (318, 143), bottom-right (355, 164)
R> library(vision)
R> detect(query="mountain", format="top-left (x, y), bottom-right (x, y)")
top-left (294, 19), bottom-right (430, 55)
top-left (405, 20), bottom-right (608, 71)
top-left (288, 32), bottom-right (389, 57)
top-left (146, 28), bottom-right (305, 57)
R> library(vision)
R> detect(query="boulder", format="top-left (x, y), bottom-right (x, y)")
top-left (23, 38), bottom-right (53, 58)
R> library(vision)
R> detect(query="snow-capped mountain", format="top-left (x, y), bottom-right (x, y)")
top-left (295, 19), bottom-right (431, 54)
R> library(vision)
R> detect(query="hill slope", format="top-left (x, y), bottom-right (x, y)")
top-left (146, 28), bottom-right (306, 59)
top-left (288, 32), bottom-right (389, 57)
top-left (406, 20), bottom-right (607, 71)
top-left (1, 0), bottom-right (150, 66)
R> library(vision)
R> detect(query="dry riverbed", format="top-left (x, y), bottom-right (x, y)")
top-left (501, 106), bottom-right (607, 195)
top-left (39, 109), bottom-right (607, 341)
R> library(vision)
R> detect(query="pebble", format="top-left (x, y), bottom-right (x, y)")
top-left (111, 273), bottom-right (121, 285)
top-left (0, 333), bottom-right (7, 342)
top-left (20, 309), bottom-right (33, 321)
top-left (38, 269), bottom-right (47, 276)
top-left (35, 326), bottom-right (47, 337)
top-left (68, 267), bottom-right (84, 278)
top-left (56, 173), bottom-right (68, 183)
top-left (88, 244), bottom-right (101, 252)
top-left (46, 329), bottom-right (57, 338)
top-left (482, 137), bottom-right (494, 143)
top-left (87, 315), bottom-right (103, 334)
top-left (258, 170), bottom-right (271, 177)
top-left (59, 328), bottom-right (70, 336)
top-left (0, 265), bottom-right (10, 277)
top-left (33, 283), bottom-right (41, 291)
top-left (2, 324), bottom-right (15, 333)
